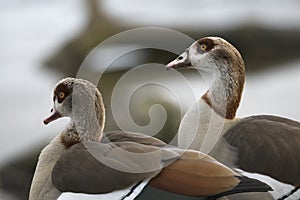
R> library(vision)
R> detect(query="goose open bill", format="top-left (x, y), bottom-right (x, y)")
top-left (29, 78), bottom-right (271, 200)
top-left (166, 36), bottom-right (300, 199)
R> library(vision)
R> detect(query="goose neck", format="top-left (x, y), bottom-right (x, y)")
top-left (202, 62), bottom-right (245, 119)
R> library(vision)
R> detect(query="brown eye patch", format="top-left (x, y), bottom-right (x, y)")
top-left (197, 38), bottom-right (215, 52)
top-left (54, 81), bottom-right (73, 103)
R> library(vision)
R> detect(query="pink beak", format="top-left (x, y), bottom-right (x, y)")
top-left (166, 51), bottom-right (191, 70)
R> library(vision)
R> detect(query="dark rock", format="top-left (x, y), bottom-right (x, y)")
top-left (45, 0), bottom-right (300, 76)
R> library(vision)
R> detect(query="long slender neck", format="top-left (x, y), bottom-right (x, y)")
top-left (70, 87), bottom-right (105, 142)
top-left (202, 61), bottom-right (245, 119)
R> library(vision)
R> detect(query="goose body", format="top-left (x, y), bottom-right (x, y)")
top-left (29, 78), bottom-right (271, 200)
top-left (166, 37), bottom-right (300, 198)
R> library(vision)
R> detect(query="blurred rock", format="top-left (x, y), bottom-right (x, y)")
top-left (45, 0), bottom-right (300, 76)
top-left (45, 0), bottom-right (128, 76)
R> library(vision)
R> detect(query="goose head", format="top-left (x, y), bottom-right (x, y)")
top-left (44, 78), bottom-right (105, 141)
top-left (167, 37), bottom-right (246, 119)
top-left (166, 37), bottom-right (245, 76)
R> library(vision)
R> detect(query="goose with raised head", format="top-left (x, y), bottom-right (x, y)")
top-left (166, 37), bottom-right (300, 198)
top-left (29, 77), bottom-right (272, 200)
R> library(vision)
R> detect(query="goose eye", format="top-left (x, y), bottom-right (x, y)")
top-left (200, 44), bottom-right (207, 51)
top-left (59, 92), bottom-right (65, 99)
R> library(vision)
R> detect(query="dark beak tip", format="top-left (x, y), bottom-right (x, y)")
top-left (43, 111), bottom-right (62, 125)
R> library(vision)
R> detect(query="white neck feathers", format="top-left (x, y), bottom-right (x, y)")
top-left (178, 99), bottom-right (238, 153)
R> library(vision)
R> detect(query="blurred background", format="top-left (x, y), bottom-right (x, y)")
top-left (1, 0), bottom-right (300, 199)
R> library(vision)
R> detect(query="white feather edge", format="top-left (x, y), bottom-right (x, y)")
top-left (57, 179), bottom-right (151, 200)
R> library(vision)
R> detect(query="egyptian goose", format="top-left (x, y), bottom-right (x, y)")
top-left (29, 78), bottom-right (271, 200)
top-left (166, 37), bottom-right (300, 198)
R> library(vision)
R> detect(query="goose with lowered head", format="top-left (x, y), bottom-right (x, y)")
top-left (29, 77), bottom-right (272, 200)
